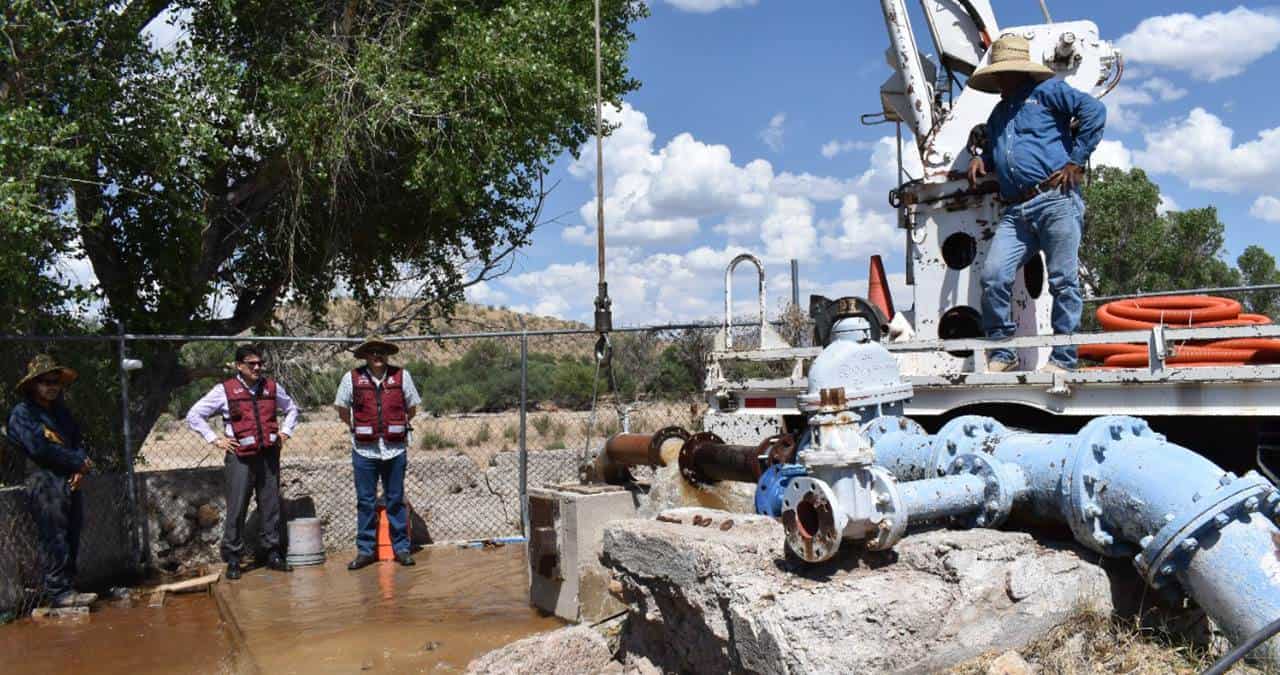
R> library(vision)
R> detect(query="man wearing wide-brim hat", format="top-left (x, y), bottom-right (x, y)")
top-left (6, 355), bottom-right (97, 608)
top-left (333, 336), bottom-right (422, 570)
top-left (966, 33), bottom-right (1106, 374)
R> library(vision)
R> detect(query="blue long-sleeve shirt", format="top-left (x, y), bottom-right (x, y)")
top-left (980, 77), bottom-right (1106, 200)
top-left (6, 398), bottom-right (87, 476)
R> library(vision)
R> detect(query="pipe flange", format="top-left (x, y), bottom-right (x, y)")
top-left (781, 476), bottom-right (843, 563)
top-left (866, 466), bottom-right (908, 550)
top-left (649, 426), bottom-right (691, 465)
top-left (945, 452), bottom-right (1021, 528)
top-left (679, 431), bottom-right (724, 485)
top-left (759, 434), bottom-right (798, 468)
top-left (1137, 471), bottom-right (1276, 589)
top-left (935, 415), bottom-right (1008, 476)
top-left (1068, 416), bottom-right (1150, 557)
top-left (862, 415), bottom-right (926, 444)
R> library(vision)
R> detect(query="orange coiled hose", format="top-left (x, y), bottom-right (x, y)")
top-left (1080, 295), bottom-right (1279, 367)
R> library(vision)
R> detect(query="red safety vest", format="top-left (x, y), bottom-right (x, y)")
top-left (222, 377), bottom-right (280, 456)
top-left (351, 366), bottom-right (408, 443)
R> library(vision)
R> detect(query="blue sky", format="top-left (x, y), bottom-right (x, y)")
top-left (470, 2), bottom-right (1280, 326)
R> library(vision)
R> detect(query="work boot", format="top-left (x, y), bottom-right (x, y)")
top-left (225, 558), bottom-right (242, 580)
top-left (347, 553), bottom-right (375, 571)
top-left (265, 552), bottom-right (292, 572)
top-left (50, 591), bottom-right (98, 608)
top-left (394, 551), bottom-right (415, 567)
top-left (987, 356), bottom-right (1020, 373)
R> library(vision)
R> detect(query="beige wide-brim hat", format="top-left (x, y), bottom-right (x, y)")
top-left (15, 354), bottom-right (78, 393)
top-left (969, 34), bottom-right (1054, 94)
top-left (352, 336), bottom-right (400, 359)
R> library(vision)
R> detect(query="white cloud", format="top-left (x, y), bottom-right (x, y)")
top-left (1091, 139), bottom-right (1133, 171)
top-left (1158, 194), bottom-right (1180, 215)
top-left (1116, 7), bottom-right (1280, 81)
top-left (1103, 77), bottom-right (1190, 132)
top-left (1252, 195), bottom-right (1280, 222)
top-left (1133, 107), bottom-right (1280, 193)
top-left (663, 0), bottom-right (758, 13)
top-left (821, 139), bottom-right (874, 159)
top-left (142, 8), bottom-right (192, 52)
top-left (464, 280), bottom-right (509, 306)
top-left (819, 195), bottom-right (899, 261)
top-left (760, 113), bottom-right (786, 152)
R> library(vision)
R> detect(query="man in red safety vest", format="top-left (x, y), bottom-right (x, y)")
top-left (185, 345), bottom-right (300, 579)
top-left (333, 336), bottom-right (421, 570)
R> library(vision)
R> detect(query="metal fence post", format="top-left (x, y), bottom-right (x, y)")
top-left (518, 326), bottom-right (529, 538)
top-left (116, 325), bottom-right (142, 573)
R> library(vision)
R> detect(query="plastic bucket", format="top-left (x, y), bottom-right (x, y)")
top-left (286, 517), bottom-right (326, 567)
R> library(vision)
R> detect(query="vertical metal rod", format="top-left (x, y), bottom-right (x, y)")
top-left (790, 259), bottom-right (800, 309)
top-left (116, 326), bottom-right (141, 572)
top-left (898, 121), bottom-right (914, 286)
top-left (1038, 0), bottom-right (1053, 23)
top-left (518, 328), bottom-right (529, 539)
top-left (593, 0), bottom-right (606, 287)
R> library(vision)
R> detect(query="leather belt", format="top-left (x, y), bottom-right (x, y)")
top-left (1004, 176), bottom-right (1061, 204)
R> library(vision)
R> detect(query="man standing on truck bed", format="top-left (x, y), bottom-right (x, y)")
top-left (333, 336), bottom-right (421, 570)
top-left (185, 344), bottom-right (299, 579)
top-left (967, 34), bottom-right (1106, 373)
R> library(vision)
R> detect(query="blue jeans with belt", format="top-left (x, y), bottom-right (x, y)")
top-left (352, 451), bottom-right (409, 556)
top-left (980, 189), bottom-right (1085, 368)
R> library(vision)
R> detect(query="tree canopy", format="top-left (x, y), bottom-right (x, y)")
top-left (1, 0), bottom-right (646, 436)
top-left (1081, 166), bottom-right (1280, 314)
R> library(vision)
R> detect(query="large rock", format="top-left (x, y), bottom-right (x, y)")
top-left (602, 507), bottom-right (1113, 674)
top-left (466, 625), bottom-right (621, 674)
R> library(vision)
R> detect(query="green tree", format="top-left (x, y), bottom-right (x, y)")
top-left (1081, 167), bottom-right (1239, 298)
top-left (1237, 245), bottom-right (1280, 317)
top-left (2, 1), bottom-right (645, 439)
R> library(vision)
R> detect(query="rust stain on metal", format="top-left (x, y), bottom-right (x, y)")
top-left (720, 520), bottom-right (735, 531)
top-left (655, 515), bottom-right (682, 524)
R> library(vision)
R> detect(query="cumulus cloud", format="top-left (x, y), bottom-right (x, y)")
top-left (821, 139), bottom-right (874, 159)
top-left (1091, 139), bottom-right (1133, 171)
top-left (1116, 7), bottom-right (1280, 81)
top-left (1252, 195), bottom-right (1280, 222)
top-left (1158, 194), bottom-right (1180, 215)
top-left (1103, 77), bottom-right (1191, 132)
top-left (1133, 107), bottom-right (1280, 193)
top-left (819, 195), bottom-right (899, 261)
top-left (663, 0), bottom-right (759, 13)
top-left (759, 113), bottom-right (786, 152)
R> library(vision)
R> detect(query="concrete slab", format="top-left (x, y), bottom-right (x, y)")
top-left (213, 543), bottom-right (563, 673)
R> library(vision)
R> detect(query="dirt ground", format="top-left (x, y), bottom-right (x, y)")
top-left (137, 400), bottom-right (702, 471)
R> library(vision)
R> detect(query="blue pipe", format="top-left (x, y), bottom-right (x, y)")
top-left (867, 413), bottom-right (1280, 663)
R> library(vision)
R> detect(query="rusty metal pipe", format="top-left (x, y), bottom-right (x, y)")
top-left (599, 427), bottom-right (690, 484)
top-left (678, 432), bottom-right (766, 485)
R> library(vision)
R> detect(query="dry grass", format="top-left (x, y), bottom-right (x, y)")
top-left (950, 610), bottom-right (1260, 675)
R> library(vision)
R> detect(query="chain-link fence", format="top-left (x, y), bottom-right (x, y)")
top-left (0, 322), bottom-right (734, 618)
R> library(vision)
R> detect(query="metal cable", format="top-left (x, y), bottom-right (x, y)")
top-left (1201, 615), bottom-right (1280, 675)
top-left (594, 0), bottom-right (606, 289)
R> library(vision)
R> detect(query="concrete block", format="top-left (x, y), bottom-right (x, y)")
top-left (529, 483), bottom-right (639, 623)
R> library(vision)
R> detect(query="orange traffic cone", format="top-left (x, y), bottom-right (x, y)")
top-left (375, 501), bottom-right (414, 561)
top-left (867, 254), bottom-right (895, 320)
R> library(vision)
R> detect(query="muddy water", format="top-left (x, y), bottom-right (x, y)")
top-left (642, 462), bottom-right (756, 515)
top-left (0, 594), bottom-right (238, 675)
top-left (221, 544), bottom-right (562, 673)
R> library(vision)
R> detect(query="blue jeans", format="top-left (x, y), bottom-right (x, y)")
top-left (27, 468), bottom-right (82, 598)
top-left (352, 451), bottom-right (409, 556)
top-left (980, 190), bottom-right (1084, 368)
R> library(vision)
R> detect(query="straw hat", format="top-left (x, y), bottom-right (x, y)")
top-left (351, 336), bottom-right (399, 359)
top-left (15, 354), bottom-right (78, 393)
top-left (969, 34), bottom-right (1054, 94)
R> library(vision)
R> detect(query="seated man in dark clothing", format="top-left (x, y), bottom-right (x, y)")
top-left (6, 354), bottom-right (96, 608)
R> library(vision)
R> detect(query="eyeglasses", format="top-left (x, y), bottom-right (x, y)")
top-left (366, 352), bottom-right (388, 359)
top-left (36, 377), bottom-right (63, 386)
top-left (239, 361), bottom-right (266, 369)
